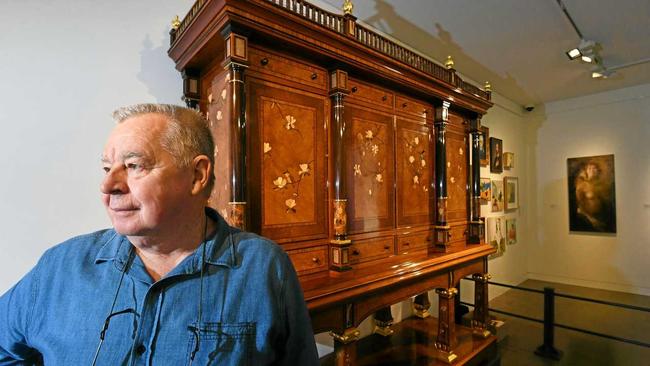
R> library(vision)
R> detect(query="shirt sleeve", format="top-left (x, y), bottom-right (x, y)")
top-left (0, 256), bottom-right (45, 365)
top-left (274, 253), bottom-right (319, 366)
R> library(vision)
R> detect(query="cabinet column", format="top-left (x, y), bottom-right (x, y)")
top-left (181, 68), bottom-right (200, 109)
top-left (435, 287), bottom-right (458, 363)
top-left (468, 117), bottom-right (484, 244)
top-left (472, 272), bottom-right (492, 338)
top-left (222, 27), bottom-right (249, 230)
top-left (373, 306), bottom-right (394, 336)
top-left (329, 70), bottom-right (353, 272)
top-left (434, 101), bottom-right (451, 250)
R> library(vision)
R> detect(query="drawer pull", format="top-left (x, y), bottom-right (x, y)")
top-left (448, 232), bottom-right (452, 239)
top-left (260, 58), bottom-right (269, 66)
top-left (426, 236), bottom-right (432, 242)
top-left (311, 73), bottom-right (318, 80)
top-left (352, 249), bottom-right (360, 256)
top-left (403, 242), bottom-right (410, 246)
top-left (402, 102), bottom-right (408, 108)
top-left (311, 257), bottom-right (320, 264)
top-left (383, 245), bottom-right (390, 250)
top-left (464, 229), bottom-right (468, 236)
top-left (382, 95), bottom-right (387, 101)
top-left (351, 86), bottom-right (358, 93)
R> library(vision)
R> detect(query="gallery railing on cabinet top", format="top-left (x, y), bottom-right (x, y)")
top-left (169, 0), bottom-right (491, 102)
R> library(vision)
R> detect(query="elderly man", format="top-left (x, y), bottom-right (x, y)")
top-left (0, 104), bottom-right (319, 365)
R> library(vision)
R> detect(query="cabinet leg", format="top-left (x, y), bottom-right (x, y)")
top-left (413, 292), bottom-right (431, 318)
top-left (435, 287), bottom-right (458, 363)
top-left (373, 306), bottom-right (394, 336)
top-left (472, 273), bottom-right (492, 338)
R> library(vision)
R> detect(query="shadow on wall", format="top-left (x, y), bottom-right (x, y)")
top-left (363, 0), bottom-right (535, 104)
top-left (137, 30), bottom-right (183, 104)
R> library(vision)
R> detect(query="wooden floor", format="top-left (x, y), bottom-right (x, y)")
top-left (490, 279), bottom-right (650, 365)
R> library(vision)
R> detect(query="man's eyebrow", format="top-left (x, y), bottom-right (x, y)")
top-left (122, 152), bottom-right (145, 160)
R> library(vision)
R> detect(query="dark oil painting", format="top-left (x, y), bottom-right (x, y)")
top-left (567, 154), bottom-right (616, 233)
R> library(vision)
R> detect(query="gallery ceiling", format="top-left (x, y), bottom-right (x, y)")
top-left (320, 0), bottom-right (650, 107)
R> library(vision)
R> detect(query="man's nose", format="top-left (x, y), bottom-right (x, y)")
top-left (100, 167), bottom-right (128, 195)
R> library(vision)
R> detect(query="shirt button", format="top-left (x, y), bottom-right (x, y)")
top-left (135, 344), bottom-right (146, 355)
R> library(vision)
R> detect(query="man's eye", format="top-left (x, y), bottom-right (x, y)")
top-left (102, 166), bottom-right (110, 173)
top-left (126, 163), bottom-right (140, 170)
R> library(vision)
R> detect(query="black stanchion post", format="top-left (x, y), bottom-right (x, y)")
top-left (535, 287), bottom-right (562, 360)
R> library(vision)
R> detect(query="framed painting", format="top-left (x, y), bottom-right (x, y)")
top-left (504, 176), bottom-right (519, 210)
top-left (479, 178), bottom-right (491, 205)
top-left (506, 218), bottom-right (517, 244)
top-left (504, 152), bottom-right (514, 170)
top-left (490, 137), bottom-right (503, 173)
top-left (491, 180), bottom-right (503, 212)
top-left (567, 154), bottom-right (616, 233)
top-left (479, 126), bottom-right (489, 167)
top-left (487, 216), bottom-right (505, 259)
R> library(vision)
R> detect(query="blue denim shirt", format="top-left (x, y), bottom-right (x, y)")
top-left (0, 210), bottom-right (319, 365)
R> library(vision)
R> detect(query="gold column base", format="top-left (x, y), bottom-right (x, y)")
top-left (373, 324), bottom-right (394, 337)
top-left (413, 306), bottom-right (431, 319)
top-left (434, 349), bottom-right (458, 363)
top-left (329, 328), bottom-right (360, 344)
top-left (472, 328), bottom-right (491, 338)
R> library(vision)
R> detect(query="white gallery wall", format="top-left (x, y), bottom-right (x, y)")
top-left (527, 83), bottom-right (650, 295)
top-left (0, 0), bottom-right (193, 293)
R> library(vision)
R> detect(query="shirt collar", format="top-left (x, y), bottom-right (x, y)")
top-left (94, 208), bottom-right (239, 271)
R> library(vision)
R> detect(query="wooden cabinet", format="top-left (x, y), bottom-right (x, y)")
top-left (169, 0), bottom-right (496, 362)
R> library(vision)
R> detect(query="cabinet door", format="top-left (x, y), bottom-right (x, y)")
top-left (446, 113), bottom-right (469, 242)
top-left (395, 118), bottom-right (434, 227)
top-left (248, 79), bottom-right (329, 242)
top-left (345, 104), bottom-right (394, 234)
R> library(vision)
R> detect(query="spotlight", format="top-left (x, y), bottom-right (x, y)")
top-left (591, 65), bottom-right (614, 79)
top-left (566, 48), bottom-right (581, 60)
top-left (565, 39), bottom-right (599, 61)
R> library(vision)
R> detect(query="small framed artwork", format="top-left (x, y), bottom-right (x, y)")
top-left (504, 152), bottom-right (514, 170)
top-left (504, 176), bottom-right (519, 210)
top-left (490, 137), bottom-right (503, 173)
top-left (506, 218), bottom-right (517, 245)
top-left (567, 154), bottom-right (616, 233)
top-left (479, 126), bottom-right (489, 167)
top-left (479, 178), bottom-right (491, 205)
top-left (487, 216), bottom-right (506, 259)
top-left (491, 180), bottom-right (503, 212)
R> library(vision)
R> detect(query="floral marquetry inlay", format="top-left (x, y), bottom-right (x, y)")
top-left (349, 116), bottom-right (392, 223)
top-left (261, 97), bottom-right (317, 226)
top-left (206, 71), bottom-right (231, 219)
top-left (397, 123), bottom-right (431, 222)
top-left (446, 129), bottom-right (468, 221)
top-left (353, 128), bottom-right (386, 197)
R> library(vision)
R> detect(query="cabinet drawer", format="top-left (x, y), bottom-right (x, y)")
top-left (249, 48), bottom-right (327, 90)
top-left (349, 237), bottom-right (394, 264)
top-left (396, 95), bottom-right (432, 120)
top-left (397, 231), bottom-right (432, 254)
top-left (287, 246), bottom-right (328, 275)
top-left (348, 79), bottom-right (394, 110)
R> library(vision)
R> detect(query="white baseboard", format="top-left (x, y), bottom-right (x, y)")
top-left (527, 272), bottom-right (650, 297)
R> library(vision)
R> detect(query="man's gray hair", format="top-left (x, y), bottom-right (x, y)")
top-left (112, 103), bottom-right (215, 196)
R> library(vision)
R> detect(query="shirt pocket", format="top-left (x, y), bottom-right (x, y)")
top-left (185, 322), bottom-right (256, 366)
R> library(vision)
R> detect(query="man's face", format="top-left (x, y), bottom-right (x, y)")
top-left (100, 113), bottom-right (194, 237)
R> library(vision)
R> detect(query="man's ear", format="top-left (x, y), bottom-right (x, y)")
top-left (190, 155), bottom-right (211, 196)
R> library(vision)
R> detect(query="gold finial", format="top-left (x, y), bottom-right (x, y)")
top-left (484, 81), bottom-right (492, 92)
top-left (445, 55), bottom-right (455, 69)
top-left (171, 15), bottom-right (181, 30)
top-left (343, 0), bottom-right (354, 15)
